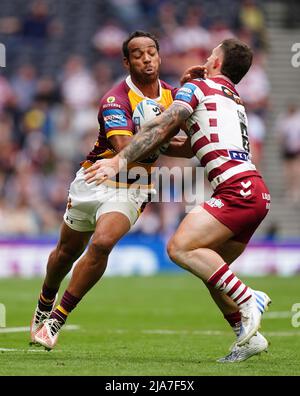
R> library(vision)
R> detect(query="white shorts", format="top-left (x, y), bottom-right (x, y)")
top-left (63, 168), bottom-right (152, 232)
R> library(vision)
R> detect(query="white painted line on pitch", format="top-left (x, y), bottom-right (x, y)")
top-left (0, 324), bottom-right (79, 334)
top-left (109, 329), bottom-right (226, 336)
top-left (111, 329), bottom-right (231, 336)
top-left (0, 348), bottom-right (59, 353)
top-left (110, 329), bottom-right (300, 337)
top-left (264, 331), bottom-right (300, 337)
top-left (264, 311), bottom-right (291, 319)
top-left (142, 329), bottom-right (224, 336)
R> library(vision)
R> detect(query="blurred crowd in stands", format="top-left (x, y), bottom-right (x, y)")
top-left (0, 0), bottom-right (296, 238)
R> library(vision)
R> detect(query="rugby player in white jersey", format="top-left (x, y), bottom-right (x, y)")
top-left (85, 38), bottom-right (272, 362)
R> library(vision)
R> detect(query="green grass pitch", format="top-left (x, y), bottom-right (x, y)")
top-left (0, 275), bottom-right (299, 376)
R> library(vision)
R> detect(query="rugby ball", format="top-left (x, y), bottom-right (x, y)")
top-left (132, 99), bottom-right (170, 158)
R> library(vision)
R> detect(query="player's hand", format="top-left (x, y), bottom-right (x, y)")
top-left (84, 157), bottom-right (122, 185)
top-left (180, 65), bottom-right (208, 85)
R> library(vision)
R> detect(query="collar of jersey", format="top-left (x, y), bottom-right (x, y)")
top-left (126, 75), bottom-right (162, 101)
top-left (211, 74), bottom-right (235, 87)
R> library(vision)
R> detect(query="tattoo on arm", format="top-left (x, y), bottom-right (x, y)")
top-left (119, 104), bottom-right (191, 163)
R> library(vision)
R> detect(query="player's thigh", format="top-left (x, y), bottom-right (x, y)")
top-left (170, 206), bottom-right (234, 251)
top-left (56, 221), bottom-right (93, 258)
top-left (214, 239), bottom-right (247, 265)
top-left (93, 187), bottom-right (146, 246)
top-left (91, 211), bottom-right (131, 251)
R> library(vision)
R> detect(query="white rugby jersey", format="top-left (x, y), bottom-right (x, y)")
top-left (174, 76), bottom-right (257, 189)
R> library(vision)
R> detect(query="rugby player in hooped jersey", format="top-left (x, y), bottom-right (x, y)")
top-left (31, 31), bottom-right (194, 350)
top-left (85, 38), bottom-right (272, 363)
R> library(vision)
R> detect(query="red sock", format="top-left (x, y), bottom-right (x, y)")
top-left (224, 311), bottom-right (242, 336)
top-left (208, 263), bottom-right (252, 306)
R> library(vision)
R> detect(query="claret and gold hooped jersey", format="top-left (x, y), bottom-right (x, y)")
top-left (173, 76), bottom-right (257, 190)
top-left (86, 76), bottom-right (176, 188)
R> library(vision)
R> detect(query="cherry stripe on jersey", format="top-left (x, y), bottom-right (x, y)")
top-left (200, 149), bottom-right (229, 167)
top-left (210, 133), bottom-right (219, 143)
top-left (205, 103), bottom-right (217, 111)
top-left (208, 159), bottom-right (243, 182)
top-left (193, 79), bottom-right (239, 97)
top-left (192, 135), bottom-right (211, 154)
top-left (191, 122), bottom-right (201, 133)
top-left (209, 118), bottom-right (218, 127)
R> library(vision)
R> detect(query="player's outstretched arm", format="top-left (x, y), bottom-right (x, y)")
top-left (84, 103), bottom-right (191, 185)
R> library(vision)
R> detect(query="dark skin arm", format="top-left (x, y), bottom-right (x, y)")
top-left (84, 103), bottom-right (191, 184)
top-left (180, 65), bottom-right (208, 85)
top-left (108, 135), bottom-right (133, 152)
top-left (163, 136), bottom-right (194, 158)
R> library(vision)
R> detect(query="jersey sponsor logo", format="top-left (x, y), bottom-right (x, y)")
top-left (206, 197), bottom-right (224, 208)
top-left (221, 86), bottom-right (243, 105)
top-left (229, 150), bottom-right (249, 161)
top-left (107, 96), bottom-right (116, 103)
top-left (103, 103), bottom-right (121, 109)
top-left (103, 109), bottom-right (127, 128)
top-left (175, 83), bottom-right (197, 103)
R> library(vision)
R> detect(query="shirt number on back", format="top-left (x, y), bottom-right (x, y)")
top-left (237, 110), bottom-right (250, 152)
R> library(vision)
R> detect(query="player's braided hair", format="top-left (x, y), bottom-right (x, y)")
top-left (220, 38), bottom-right (253, 84)
top-left (122, 31), bottom-right (160, 59)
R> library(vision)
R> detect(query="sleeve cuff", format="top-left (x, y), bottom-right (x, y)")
top-left (106, 130), bottom-right (134, 138)
top-left (173, 100), bottom-right (194, 114)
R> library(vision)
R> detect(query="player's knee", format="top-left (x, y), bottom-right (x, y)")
top-left (55, 245), bottom-right (82, 265)
top-left (167, 238), bottom-right (186, 264)
top-left (88, 237), bottom-right (114, 259)
top-left (167, 237), bottom-right (196, 271)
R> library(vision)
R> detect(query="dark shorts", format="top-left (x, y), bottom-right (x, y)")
top-left (203, 174), bottom-right (271, 244)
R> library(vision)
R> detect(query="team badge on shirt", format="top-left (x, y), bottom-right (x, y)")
top-left (107, 96), bottom-right (116, 103)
